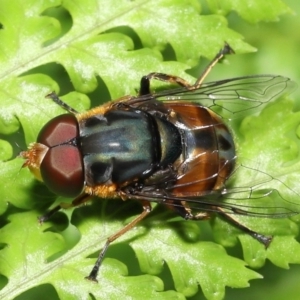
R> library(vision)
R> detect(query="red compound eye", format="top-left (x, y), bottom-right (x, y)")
top-left (37, 114), bottom-right (84, 197)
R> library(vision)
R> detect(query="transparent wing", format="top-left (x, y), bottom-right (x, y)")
top-left (212, 164), bottom-right (300, 217)
top-left (122, 75), bottom-right (298, 217)
top-left (129, 75), bottom-right (296, 119)
top-left (124, 164), bottom-right (300, 218)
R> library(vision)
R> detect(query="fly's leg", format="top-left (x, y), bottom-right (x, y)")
top-left (47, 91), bottom-right (117, 120)
top-left (139, 73), bottom-right (192, 95)
top-left (85, 201), bottom-right (152, 282)
top-left (194, 43), bottom-right (234, 88)
top-left (165, 201), bottom-right (272, 248)
top-left (139, 43), bottom-right (234, 96)
top-left (215, 206), bottom-right (272, 248)
top-left (38, 193), bottom-right (92, 223)
top-left (164, 200), bottom-right (211, 221)
top-left (46, 92), bottom-right (79, 114)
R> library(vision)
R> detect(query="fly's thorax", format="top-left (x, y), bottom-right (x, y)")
top-left (78, 108), bottom-right (161, 186)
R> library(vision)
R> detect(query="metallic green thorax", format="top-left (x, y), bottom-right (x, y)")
top-left (78, 107), bottom-right (182, 186)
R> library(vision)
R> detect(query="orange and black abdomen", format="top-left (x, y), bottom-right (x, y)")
top-left (164, 103), bottom-right (236, 196)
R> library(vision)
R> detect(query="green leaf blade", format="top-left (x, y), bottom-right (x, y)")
top-left (0, 0), bottom-right (299, 299)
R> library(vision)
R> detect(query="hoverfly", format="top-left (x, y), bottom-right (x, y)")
top-left (20, 44), bottom-right (297, 282)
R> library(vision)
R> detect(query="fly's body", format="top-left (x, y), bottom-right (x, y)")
top-left (20, 44), bottom-right (296, 281)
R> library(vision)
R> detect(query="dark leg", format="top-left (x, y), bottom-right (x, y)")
top-left (164, 200), bottom-right (210, 220)
top-left (38, 193), bottom-right (92, 223)
top-left (46, 92), bottom-right (78, 114)
top-left (165, 200), bottom-right (272, 248)
top-left (85, 201), bottom-right (152, 282)
top-left (139, 43), bottom-right (234, 96)
top-left (214, 206), bottom-right (272, 248)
